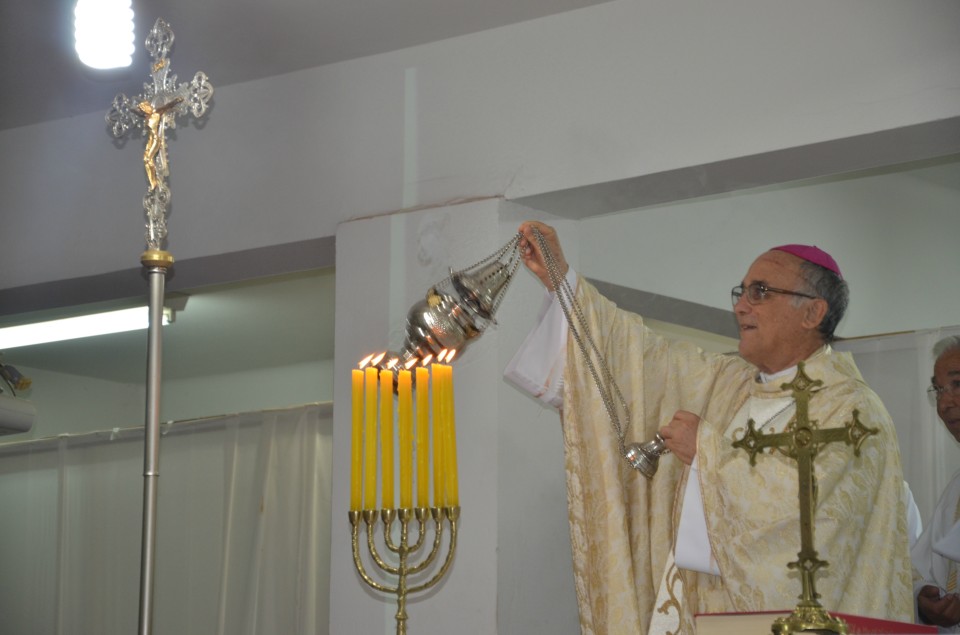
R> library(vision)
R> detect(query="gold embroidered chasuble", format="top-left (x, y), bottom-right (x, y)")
top-left (560, 278), bottom-right (913, 634)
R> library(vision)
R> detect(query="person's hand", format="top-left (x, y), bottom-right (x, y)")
top-left (659, 411), bottom-right (700, 465)
top-left (518, 221), bottom-right (568, 291)
top-left (917, 585), bottom-right (960, 627)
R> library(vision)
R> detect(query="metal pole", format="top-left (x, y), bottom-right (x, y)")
top-left (138, 252), bottom-right (173, 635)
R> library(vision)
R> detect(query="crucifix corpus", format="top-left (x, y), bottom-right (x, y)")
top-left (732, 362), bottom-right (878, 635)
top-left (106, 17), bottom-right (213, 264)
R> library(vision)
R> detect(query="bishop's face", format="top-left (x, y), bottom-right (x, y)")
top-left (933, 348), bottom-right (960, 443)
top-left (734, 250), bottom-right (822, 375)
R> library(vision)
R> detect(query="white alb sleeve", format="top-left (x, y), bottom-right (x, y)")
top-left (503, 269), bottom-right (577, 409)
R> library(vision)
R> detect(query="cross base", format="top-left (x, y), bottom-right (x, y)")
top-left (771, 603), bottom-right (848, 634)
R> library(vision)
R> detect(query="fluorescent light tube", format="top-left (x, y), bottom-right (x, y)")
top-left (0, 307), bottom-right (171, 350)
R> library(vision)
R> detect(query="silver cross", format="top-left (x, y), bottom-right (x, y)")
top-left (106, 18), bottom-right (213, 251)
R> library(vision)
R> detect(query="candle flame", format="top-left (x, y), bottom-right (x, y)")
top-left (421, 354), bottom-right (433, 366)
top-left (404, 357), bottom-right (418, 370)
top-left (358, 353), bottom-right (375, 368)
top-left (371, 351), bottom-right (386, 366)
top-left (435, 348), bottom-right (457, 363)
top-left (386, 357), bottom-right (399, 370)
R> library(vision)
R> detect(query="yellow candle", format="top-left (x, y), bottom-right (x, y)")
top-left (363, 366), bottom-right (378, 510)
top-left (380, 368), bottom-right (395, 510)
top-left (430, 364), bottom-right (447, 507)
top-left (433, 359), bottom-right (456, 507)
top-left (350, 369), bottom-right (364, 511)
top-left (398, 368), bottom-right (414, 509)
top-left (415, 366), bottom-right (430, 507)
top-left (442, 363), bottom-right (459, 507)
top-left (435, 362), bottom-right (450, 508)
top-left (430, 364), bottom-right (443, 507)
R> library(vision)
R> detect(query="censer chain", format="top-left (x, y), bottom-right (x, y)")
top-left (530, 227), bottom-right (632, 457)
top-left (441, 234), bottom-right (524, 320)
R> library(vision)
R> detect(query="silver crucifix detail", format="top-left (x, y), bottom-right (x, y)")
top-left (106, 18), bottom-right (213, 251)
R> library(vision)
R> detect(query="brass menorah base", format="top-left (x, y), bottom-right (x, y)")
top-left (772, 602), bottom-right (848, 634)
top-left (349, 506), bottom-right (460, 634)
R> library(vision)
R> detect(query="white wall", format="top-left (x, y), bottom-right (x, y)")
top-left (1, 0), bottom-right (958, 290)
top-left (161, 359), bottom-right (334, 422)
top-left (580, 159), bottom-right (960, 337)
top-left (12, 367), bottom-right (144, 438)
top-left (13, 359), bottom-right (332, 440)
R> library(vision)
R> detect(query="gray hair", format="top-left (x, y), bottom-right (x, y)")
top-left (934, 336), bottom-right (960, 362)
top-left (796, 260), bottom-right (849, 343)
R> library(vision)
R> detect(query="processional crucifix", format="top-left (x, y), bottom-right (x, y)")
top-left (104, 18), bottom-right (213, 635)
top-left (106, 17), bottom-right (213, 262)
top-left (732, 362), bottom-right (878, 635)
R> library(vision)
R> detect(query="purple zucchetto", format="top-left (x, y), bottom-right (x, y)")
top-left (771, 244), bottom-right (843, 280)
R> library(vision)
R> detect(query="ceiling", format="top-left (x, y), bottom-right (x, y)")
top-left (0, 0), bottom-right (610, 131)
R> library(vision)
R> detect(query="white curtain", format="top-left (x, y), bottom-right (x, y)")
top-left (836, 326), bottom-right (960, 522)
top-left (0, 403), bottom-right (332, 635)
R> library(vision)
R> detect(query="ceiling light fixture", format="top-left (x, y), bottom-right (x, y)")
top-left (0, 306), bottom-right (172, 350)
top-left (74, 0), bottom-right (136, 70)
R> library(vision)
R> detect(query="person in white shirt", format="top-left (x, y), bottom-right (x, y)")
top-left (912, 336), bottom-right (960, 632)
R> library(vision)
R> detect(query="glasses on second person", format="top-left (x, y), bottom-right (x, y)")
top-left (731, 282), bottom-right (818, 307)
top-left (928, 380), bottom-right (960, 403)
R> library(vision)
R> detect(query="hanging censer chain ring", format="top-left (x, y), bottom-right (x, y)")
top-left (531, 227), bottom-right (669, 478)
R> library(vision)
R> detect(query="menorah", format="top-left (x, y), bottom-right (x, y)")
top-left (345, 236), bottom-right (520, 632)
top-left (349, 351), bottom-right (460, 634)
top-left (349, 506), bottom-right (459, 635)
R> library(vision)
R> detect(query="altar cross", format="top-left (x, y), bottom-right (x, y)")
top-left (732, 361), bottom-right (878, 635)
top-left (106, 18), bottom-right (213, 253)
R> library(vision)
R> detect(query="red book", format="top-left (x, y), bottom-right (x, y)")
top-left (695, 609), bottom-right (935, 634)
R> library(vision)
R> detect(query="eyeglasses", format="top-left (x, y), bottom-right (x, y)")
top-left (731, 282), bottom-right (818, 307)
top-left (928, 381), bottom-right (960, 402)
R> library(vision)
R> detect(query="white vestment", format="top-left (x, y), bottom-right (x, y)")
top-left (912, 468), bottom-right (960, 633)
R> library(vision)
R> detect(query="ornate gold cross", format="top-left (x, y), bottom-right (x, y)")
top-left (732, 361), bottom-right (878, 635)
